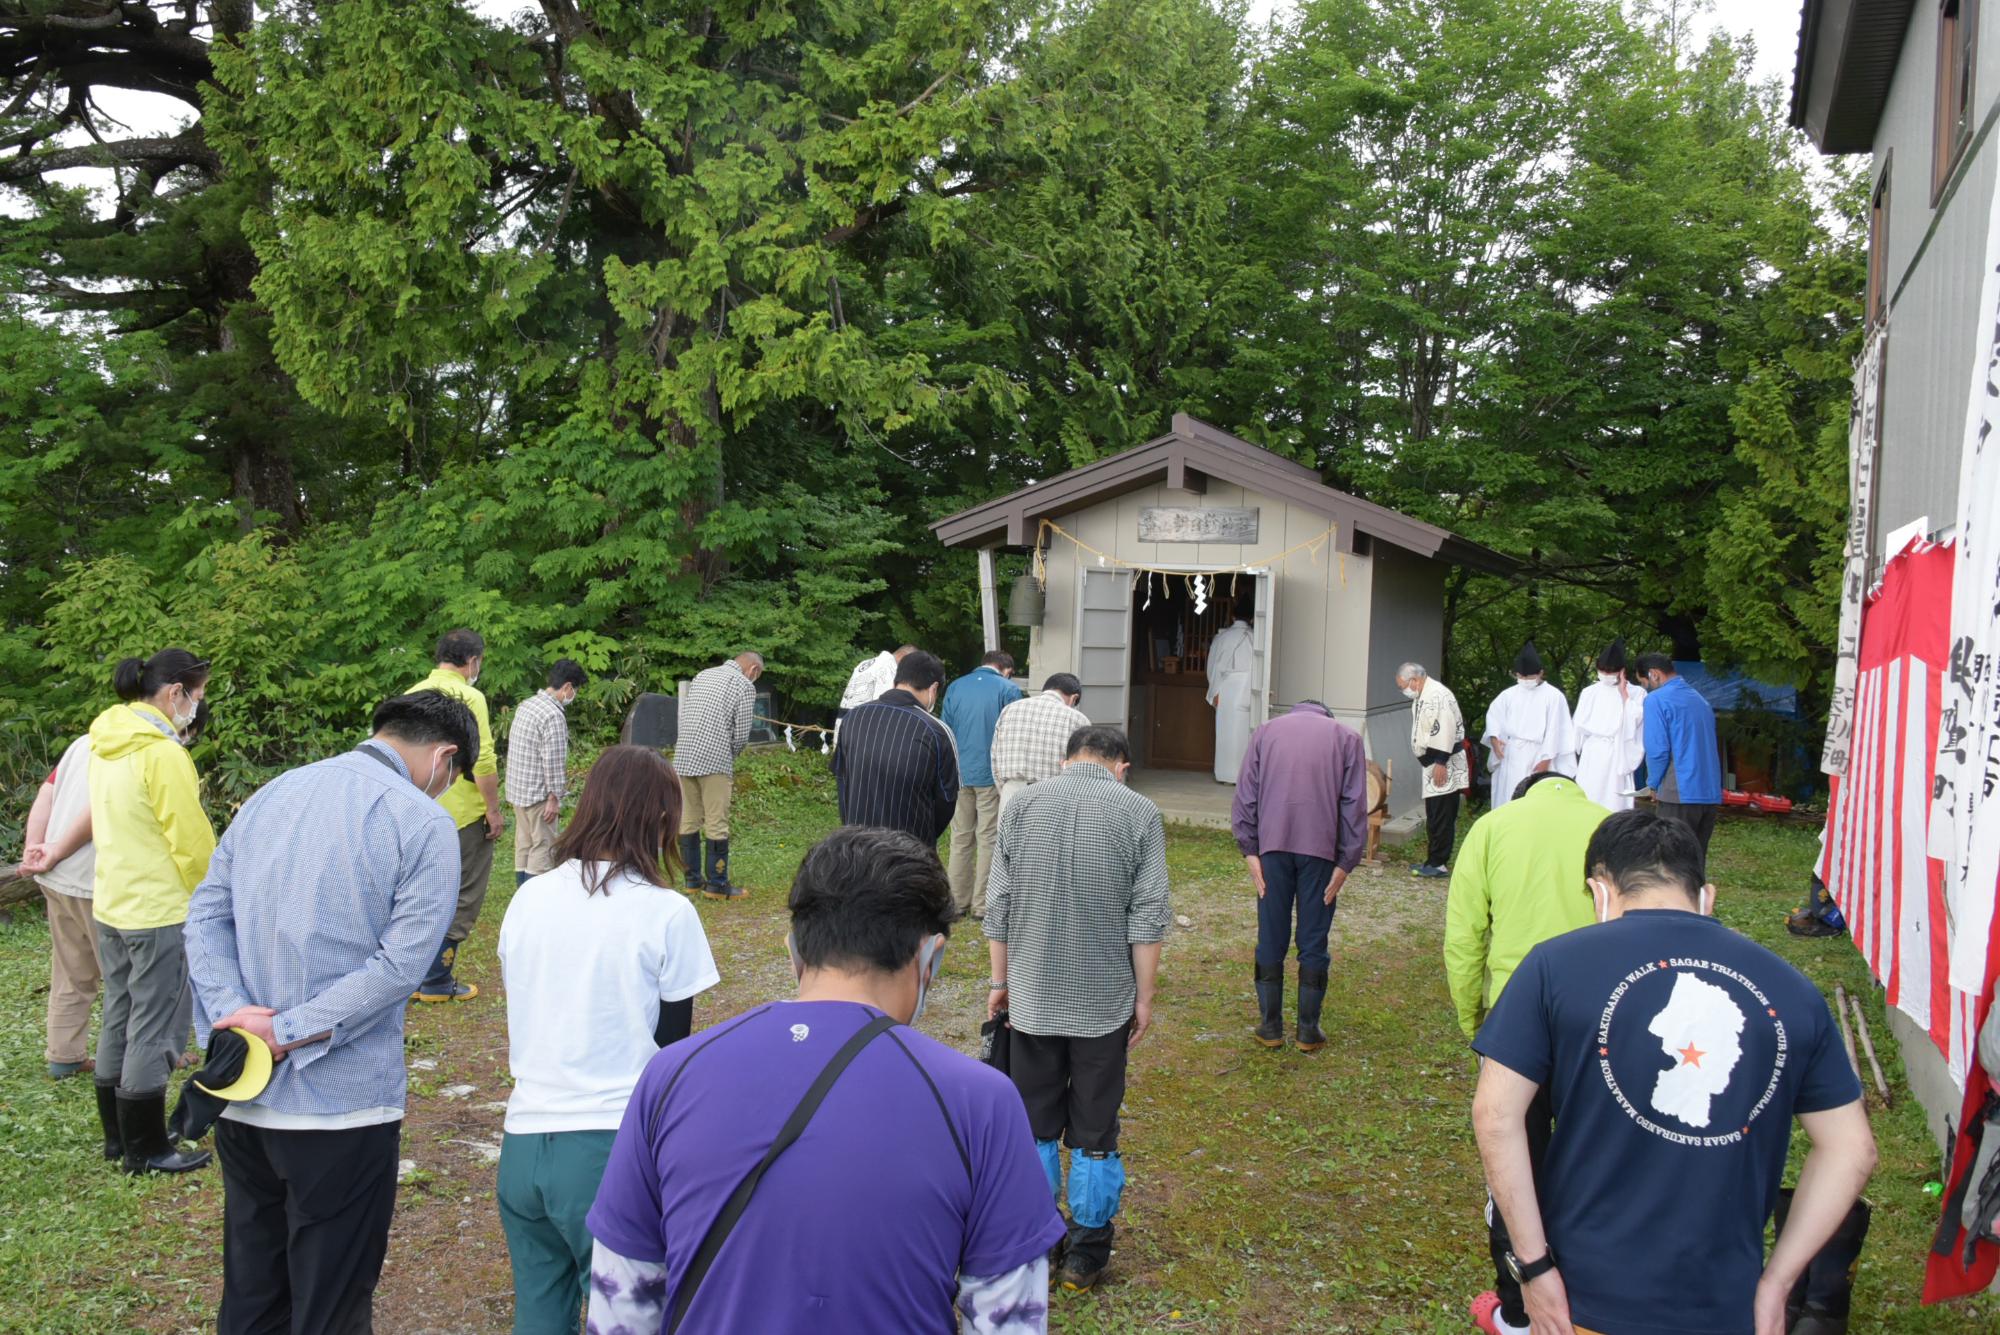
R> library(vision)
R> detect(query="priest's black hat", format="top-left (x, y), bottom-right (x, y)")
top-left (1597, 637), bottom-right (1627, 672)
top-left (1513, 640), bottom-right (1544, 676)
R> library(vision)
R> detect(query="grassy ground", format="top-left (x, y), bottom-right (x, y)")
top-left (0, 752), bottom-right (1993, 1331)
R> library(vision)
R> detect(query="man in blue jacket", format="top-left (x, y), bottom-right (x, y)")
top-left (1635, 653), bottom-right (1723, 857)
top-left (940, 651), bottom-right (1023, 918)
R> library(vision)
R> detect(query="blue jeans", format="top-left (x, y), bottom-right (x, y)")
top-left (1255, 852), bottom-right (1337, 971)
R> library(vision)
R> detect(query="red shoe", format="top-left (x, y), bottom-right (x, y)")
top-left (1469, 1292), bottom-right (1504, 1335)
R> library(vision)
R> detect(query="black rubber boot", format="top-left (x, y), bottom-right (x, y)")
top-left (678, 835), bottom-right (703, 892)
top-left (702, 838), bottom-right (746, 900)
top-left (515, 870), bottom-right (529, 887)
top-left (1296, 967), bottom-right (1329, 1052)
top-left (116, 1090), bottom-right (211, 1175)
top-left (1253, 963), bottom-right (1285, 1048)
top-left (94, 1081), bottom-right (123, 1163)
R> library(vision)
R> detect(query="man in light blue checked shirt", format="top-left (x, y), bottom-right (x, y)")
top-left (185, 690), bottom-right (475, 1335)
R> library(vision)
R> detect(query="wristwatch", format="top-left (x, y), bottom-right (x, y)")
top-left (1503, 1249), bottom-right (1557, 1284)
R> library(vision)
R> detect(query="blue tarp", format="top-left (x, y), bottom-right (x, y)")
top-left (1672, 660), bottom-right (1799, 718)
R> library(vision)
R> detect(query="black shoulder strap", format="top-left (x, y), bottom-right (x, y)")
top-left (885, 1028), bottom-right (972, 1182)
top-left (667, 1012), bottom-right (898, 1333)
top-left (358, 742), bottom-right (402, 774)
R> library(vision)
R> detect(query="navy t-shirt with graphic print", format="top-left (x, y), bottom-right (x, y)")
top-left (1473, 909), bottom-right (1861, 1335)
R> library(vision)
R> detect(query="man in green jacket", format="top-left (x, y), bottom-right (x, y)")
top-left (1443, 771), bottom-right (1606, 1335)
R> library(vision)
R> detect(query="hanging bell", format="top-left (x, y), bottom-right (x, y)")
top-left (1006, 574), bottom-right (1046, 626)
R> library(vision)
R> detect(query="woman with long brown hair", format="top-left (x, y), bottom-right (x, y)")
top-left (495, 745), bottom-right (719, 1334)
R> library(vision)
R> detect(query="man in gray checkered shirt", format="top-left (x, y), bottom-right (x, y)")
top-left (984, 724), bottom-right (1170, 1293)
top-left (674, 653), bottom-right (762, 899)
top-left (990, 673), bottom-right (1089, 813)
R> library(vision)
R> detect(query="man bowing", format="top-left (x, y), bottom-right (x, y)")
top-left (1482, 642), bottom-right (1573, 810)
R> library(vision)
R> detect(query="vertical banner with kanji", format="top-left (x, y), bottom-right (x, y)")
top-left (1922, 175), bottom-right (2000, 1307)
top-left (1822, 327), bottom-right (1885, 775)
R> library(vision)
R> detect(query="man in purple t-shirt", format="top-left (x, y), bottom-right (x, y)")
top-left (1231, 701), bottom-right (1367, 1051)
top-left (585, 827), bottom-right (1065, 1334)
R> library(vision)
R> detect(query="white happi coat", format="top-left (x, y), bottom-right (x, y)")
top-left (1410, 676), bottom-right (1469, 797)
top-left (1482, 678), bottom-right (1574, 808)
top-left (1206, 619), bottom-right (1256, 783)
top-left (1572, 675), bottom-right (1645, 811)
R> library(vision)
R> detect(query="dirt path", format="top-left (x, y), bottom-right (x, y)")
top-left (355, 848), bottom-right (1448, 1333)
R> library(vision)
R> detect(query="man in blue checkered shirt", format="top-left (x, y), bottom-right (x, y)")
top-left (185, 690), bottom-right (475, 1335)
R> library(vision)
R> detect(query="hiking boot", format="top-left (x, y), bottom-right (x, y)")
top-left (1413, 864), bottom-right (1450, 879)
top-left (1296, 967), bottom-right (1329, 1052)
top-left (1253, 963), bottom-right (1284, 1048)
top-left (1060, 1222), bottom-right (1113, 1291)
top-left (412, 980), bottom-right (479, 1003)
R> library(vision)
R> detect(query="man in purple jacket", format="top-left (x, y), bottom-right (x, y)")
top-left (1231, 701), bottom-right (1367, 1052)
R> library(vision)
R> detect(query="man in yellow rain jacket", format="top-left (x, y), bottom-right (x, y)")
top-left (1444, 771), bottom-right (1607, 1335)
top-left (407, 628), bottom-right (503, 1001)
top-left (90, 648), bottom-right (216, 1174)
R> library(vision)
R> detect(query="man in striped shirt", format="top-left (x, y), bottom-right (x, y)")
top-left (990, 674), bottom-right (1088, 812)
top-left (832, 651), bottom-right (959, 845)
top-left (985, 725), bottom-right (1171, 1292)
top-left (674, 653), bottom-right (762, 899)
top-left (504, 658), bottom-right (586, 887)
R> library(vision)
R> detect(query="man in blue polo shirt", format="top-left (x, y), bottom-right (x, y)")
top-left (1471, 809), bottom-right (1875, 1335)
top-left (1634, 653), bottom-right (1723, 858)
top-left (940, 650), bottom-right (1022, 919)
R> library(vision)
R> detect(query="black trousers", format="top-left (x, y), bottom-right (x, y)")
top-left (1009, 1024), bottom-right (1130, 1152)
top-left (1425, 791), bottom-right (1461, 867)
top-left (1658, 801), bottom-right (1721, 861)
top-left (217, 1118), bottom-right (402, 1335)
top-left (1487, 1084), bottom-right (1556, 1326)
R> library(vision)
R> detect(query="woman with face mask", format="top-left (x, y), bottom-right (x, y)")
top-left (495, 745), bottom-right (720, 1334)
top-left (87, 648), bottom-right (217, 1173)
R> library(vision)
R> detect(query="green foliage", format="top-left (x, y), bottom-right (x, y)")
top-left (1, 0), bottom-right (1861, 796)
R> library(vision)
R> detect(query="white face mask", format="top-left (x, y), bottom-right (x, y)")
top-left (1517, 676), bottom-right (1541, 690)
top-left (170, 686), bottom-right (200, 730)
top-left (909, 935), bottom-right (946, 1023)
top-left (421, 747), bottom-right (456, 799)
top-left (1599, 671), bottom-right (1622, 686)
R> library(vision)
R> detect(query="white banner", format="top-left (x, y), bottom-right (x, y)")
top-left (1822, 327), bottom-right (1884, 774)
top-left (1932, 187), bottom-right (2000, 996)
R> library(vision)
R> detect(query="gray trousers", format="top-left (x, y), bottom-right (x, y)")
top-left (95, 921), bottom-right (192, 1096)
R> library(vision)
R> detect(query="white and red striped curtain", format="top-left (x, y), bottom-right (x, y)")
top-left (1817, 542), bottom-right (1987, 1085)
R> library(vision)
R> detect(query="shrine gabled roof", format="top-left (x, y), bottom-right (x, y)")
top-left (930, 413), bottom-right (1516, 576)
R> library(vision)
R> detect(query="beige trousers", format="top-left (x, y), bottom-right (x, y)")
top-left (43, 889), bottom-right (101, 1064)
top-left (679, 772), bottom-right (735, 840)
top-left (947, 785), bottom-right (1001, 918)
top-left (513, 802), bottom-right (560, 874)
top-left (998, 778), bottom-right (1032, 813)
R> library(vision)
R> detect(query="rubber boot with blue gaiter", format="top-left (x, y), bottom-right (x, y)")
top-left (1063, 1148), bottom-right (1125, 1289)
